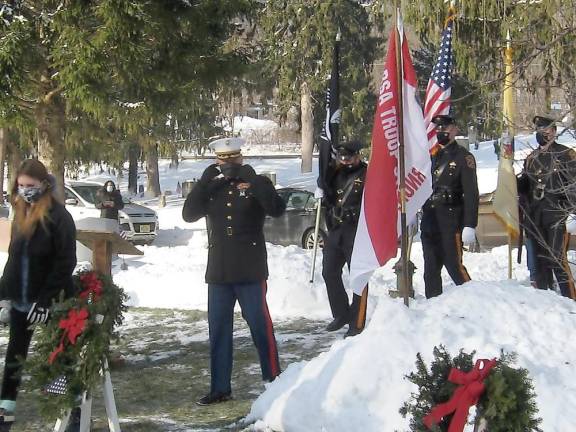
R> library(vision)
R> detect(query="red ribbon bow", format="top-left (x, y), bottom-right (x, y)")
top-left (79, 272), bottom-right (103, 301)
top-left (423, 358), bottom-right (497, 432)
top-left (48, 308), bottom-right (89, 365)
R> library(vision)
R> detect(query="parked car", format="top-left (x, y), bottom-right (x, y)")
top-left (264, 188), bottom-right (327, 249)
top-left (64, 181), bottom-right (159, 245)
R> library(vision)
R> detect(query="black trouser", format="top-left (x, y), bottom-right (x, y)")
top-left (321, 227), bottom-right (367, 331)
top-left (533, 223), bottom-right (575, 298)
top-left (1, 309), bottom-right (34, 401)
top-left (421, 230), bottom-right (471, 299)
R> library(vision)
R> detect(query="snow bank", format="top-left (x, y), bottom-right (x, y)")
top-left (248, 281), bottom-right (576, 432)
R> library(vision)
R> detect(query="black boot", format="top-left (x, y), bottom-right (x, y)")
top-left (325, 316), bottom-right (348, 332)
top-left (196, 392), bottom-right (232, 406)
top-left (344, 325), bottom-right (364, 339)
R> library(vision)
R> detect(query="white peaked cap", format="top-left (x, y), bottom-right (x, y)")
top-left (209, 137), bottom-right (245, 158)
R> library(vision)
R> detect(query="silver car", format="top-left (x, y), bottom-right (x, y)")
top-left (64, 181), bottom-right (159, 245)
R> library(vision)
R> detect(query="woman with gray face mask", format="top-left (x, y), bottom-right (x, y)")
top-left (0, 159), bottom-right (77, 426)
top-left (95, 180), bottom-right (124, 221)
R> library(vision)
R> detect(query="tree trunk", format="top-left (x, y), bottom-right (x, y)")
top-left (7, 141), bottom-right (21, 194)
top-left (128, 142), bottom-right (139, 195)
top-left (36, 96), bottom-right (66, 202)
top-left (170, 144), bottom-right (179, 169)
top-left (144, 141), bottom-right (161, 198)
top-left (300, 81), bottom-right (314, 173)
top-left (0, 128), bottom-right (6, 205)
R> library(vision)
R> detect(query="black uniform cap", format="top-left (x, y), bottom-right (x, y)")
top-left (431, 115), bottom-right (456, 126)
top-left (336, 140), bottom-right (364, 156)
top-left (532, 115), bottom-right (556, 128)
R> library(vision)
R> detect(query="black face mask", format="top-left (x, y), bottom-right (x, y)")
top-left (219, 163), bottom-right (241, 179)
top-left (436, 132), bottom-right (451, 145)
top-left (535, 132), bottom-right (551, 147)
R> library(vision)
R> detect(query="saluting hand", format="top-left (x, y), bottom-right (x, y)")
top-left (199, 164), bottom-right (221, 184)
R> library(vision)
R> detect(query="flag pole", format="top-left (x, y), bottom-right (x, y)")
top-left (504, 30), bottom-right (515, 280)
top-left (309, 197), bottom-right (322, 283)
top-left (394, 3), bottom-right (410, 307)
top-left (310, 30), bottom-right (341, 284)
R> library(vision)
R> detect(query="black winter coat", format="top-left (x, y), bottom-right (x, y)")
top-left (0, 201), bottom-right (77, 307)
top-left (182, 165), bottom-right (286, 284)
top-left (95, 189), bottom-right (124, 220)
top-left (421, 141), bottom-right (479, 233)
top-left (517, 141), bottom-right (576, 227)
top-left (323, 162), bottom-right (367, 238)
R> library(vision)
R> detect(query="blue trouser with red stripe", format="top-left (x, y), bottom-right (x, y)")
top-left (207, 281), bottom-right (280, 395)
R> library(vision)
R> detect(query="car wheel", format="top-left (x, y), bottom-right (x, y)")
top-left (302, 228), bottom-right (326, 250)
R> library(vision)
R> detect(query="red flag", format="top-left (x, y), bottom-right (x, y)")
top-left (350, 21), bottom-right (432, 294)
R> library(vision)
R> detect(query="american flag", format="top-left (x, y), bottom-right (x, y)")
top-left (424, 11), bottom-right (455, 155)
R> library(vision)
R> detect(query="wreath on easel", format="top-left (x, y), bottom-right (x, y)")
top-left (28, 271), bottom-right (127, 420)
top-left (400, 345), bottom-right (542, 432)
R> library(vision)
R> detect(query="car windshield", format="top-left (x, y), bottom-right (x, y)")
top-left (71, 185), bottom-right (101, 204)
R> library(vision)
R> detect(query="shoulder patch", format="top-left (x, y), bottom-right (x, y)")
top-left (465, 155), bottom-right (476, 169)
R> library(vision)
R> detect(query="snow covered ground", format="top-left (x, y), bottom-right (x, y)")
top-left (1, 133), bottom-right (576, 431)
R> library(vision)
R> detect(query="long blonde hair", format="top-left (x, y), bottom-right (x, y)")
top-left (10, 159), bottom-right (53, 239)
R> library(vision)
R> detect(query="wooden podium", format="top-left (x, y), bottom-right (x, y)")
top-left (54, 229), bottom-right (142, 432)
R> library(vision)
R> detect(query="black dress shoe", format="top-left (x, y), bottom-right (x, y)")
top-left (196, 392), bottom-right (232, 406)
top-left (344, 326), bottom-right (364, 339)
top-left (325, 316), bottom-right (348, 332)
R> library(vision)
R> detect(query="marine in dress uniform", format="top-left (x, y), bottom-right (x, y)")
top-left (321, 140), bottom-right (368, 338)
top-left (517, 115), bottom-right (576, 298)
top-left (182, 137), bottom-right (286, 405)
top-left (420, 115), bottom-right (479, 299)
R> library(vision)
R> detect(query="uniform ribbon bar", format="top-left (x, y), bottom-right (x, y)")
top-left (423, 358), bottom-right (497, 432)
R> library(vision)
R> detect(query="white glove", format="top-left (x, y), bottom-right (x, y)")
top-left (314, 187), bottom-right (324, 199)
top-left (27, 303), bottom-right (50, 325)
top-left (461, 227), bottom-right (476, 247)
top-left (567, 215), bottom-right (576, 235)
top-left (0, 300), bottom-right (11, 325)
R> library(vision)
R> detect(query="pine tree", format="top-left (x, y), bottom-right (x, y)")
top-left (0, 1), bottom-right (257, 197)
top-left (397, 0), bottom-right (576, 131)
top-left (258, 0), bottom-right (380, 171)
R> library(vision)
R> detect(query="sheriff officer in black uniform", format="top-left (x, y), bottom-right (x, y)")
top-left (182, 137), bottom-right (286, 405)
top-left (321, 140), bottom-right (368, 338)
top-left (517, 115), bottom-right (576, 298)
top-left (421, 115), bottom-right (479, 299)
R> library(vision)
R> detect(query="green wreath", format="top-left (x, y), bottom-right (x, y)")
top-left (28, 270), bottom-right (127, 420)
top-left (400, 346), bottom-right (542, 432)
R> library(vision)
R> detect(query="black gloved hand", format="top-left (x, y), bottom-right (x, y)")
top-left (237, 164), bottom-right (257, 183)
top-left (199, 164), bottom-right (221, 184)
top-left (27, 303), bottom-right (50, 325)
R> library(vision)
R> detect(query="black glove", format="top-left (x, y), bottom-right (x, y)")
top-left (199, 164), bottom-right (221, 184)
top-left (27, 303), bottom-right (50, 325)
top-left (238, 164), bottom-right (257, 183)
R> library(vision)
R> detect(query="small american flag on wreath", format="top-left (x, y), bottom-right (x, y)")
top-left (424, 8), bottom-right (455, 155)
